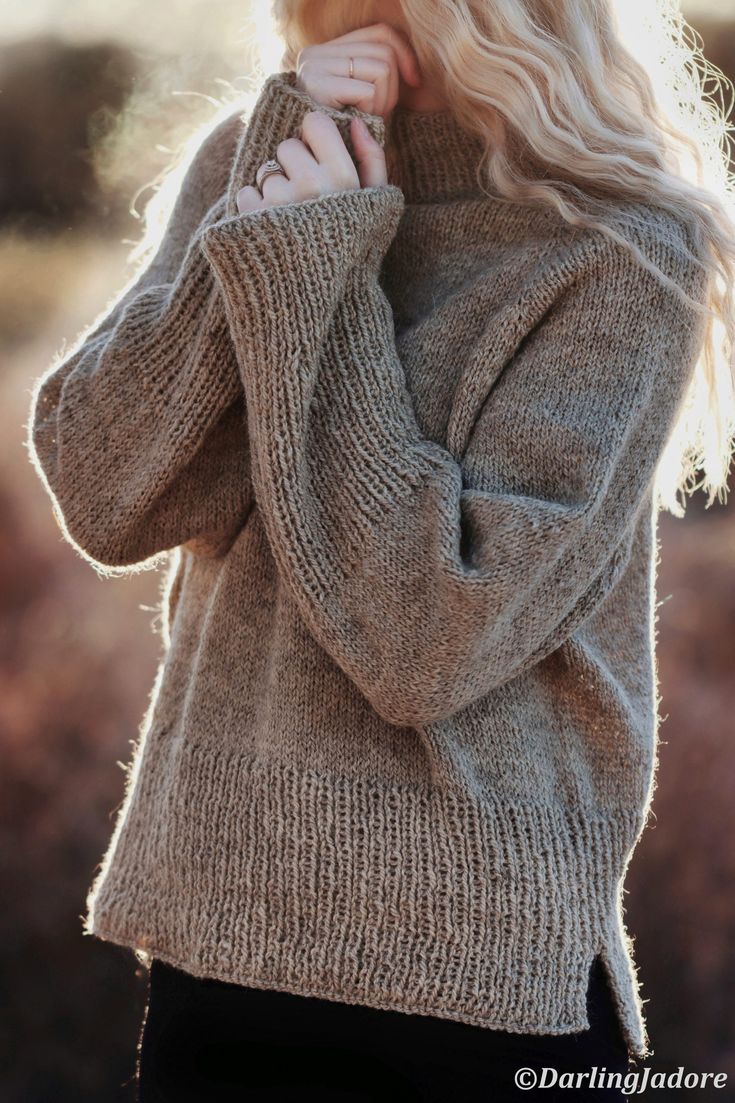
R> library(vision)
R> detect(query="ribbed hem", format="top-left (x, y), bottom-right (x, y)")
top-left (85, 732), bottom-right (650, 1060)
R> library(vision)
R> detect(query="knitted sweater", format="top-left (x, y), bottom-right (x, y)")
top-left (28, 69), bottom-right (708, 1061)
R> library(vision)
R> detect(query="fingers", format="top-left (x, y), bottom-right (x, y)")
top-left (351, 54), bottom-right (395, 117)
top-left (237, 149), bottom-right (304, 213)
top-left (299, 112), bottom-right (359, 190)
top-left (296, 22), bottom-right (422, 118)
top-left (329, 24), bottom-right (422, 89)
top-left (274, 136), bottom-right (319, 183)
top-left (334, 55), bottom-right (394, 117)
top-left (256, 171), bottom-right (294, 207)
top-left (300, 45), bottom-right (399, 115)
top-left (236, 185), bottom-right (264, 214)
top-left (303, 74), bottom-right (378, 113)
top-left (237, 114), bottom-right (363, 214)
top-left (350, 117), bottom-right (388, 189)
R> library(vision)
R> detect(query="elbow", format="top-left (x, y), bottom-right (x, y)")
top-left (51, 502), bottom-right (158, 570)
top-left (364, 669), bottom-right (475, 729)
top-left (374, 701), bottom-right (455, 728)
top-left (370, 690), bottom-right (466, 729)
top-left (28, 418), bottom-right (159, 570)
top-left (361, 634), bottom-right (516, 728)
top-left (33, 463), bottom-right (161, 569)
top-left (76, 528), bottom-right (158, 571)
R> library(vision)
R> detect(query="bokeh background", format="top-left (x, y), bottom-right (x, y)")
top-left (1, 1), bottom-right (733, 1099)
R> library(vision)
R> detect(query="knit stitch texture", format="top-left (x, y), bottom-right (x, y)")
top-left (27, 70), bottom-right (709, 1061)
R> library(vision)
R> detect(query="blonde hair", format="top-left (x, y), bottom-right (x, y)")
top-left (268, 0), bottom-right (735, 516)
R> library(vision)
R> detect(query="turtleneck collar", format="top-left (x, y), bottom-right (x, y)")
top-left (384, 104), bottom-right (488, 205)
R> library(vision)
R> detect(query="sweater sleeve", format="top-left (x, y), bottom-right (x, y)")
top-left (27, 69), bottom-right (380, 569)
top-left (201, 186), bottom-right (708, 727)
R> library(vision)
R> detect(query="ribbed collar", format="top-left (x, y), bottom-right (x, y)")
top-left (384, 104), bottom-right (488, 205)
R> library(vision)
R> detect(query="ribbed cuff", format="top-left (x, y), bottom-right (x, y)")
top-left (204, 183), bottom-right (405, 303)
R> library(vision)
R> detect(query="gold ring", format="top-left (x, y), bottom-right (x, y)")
top-left (255, 158), bottom-right (287, 193)
top-left (349, 56), bottom-right (354, 80)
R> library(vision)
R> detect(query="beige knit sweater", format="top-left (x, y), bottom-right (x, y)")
top-left (28, 70), bottom-right (708, 1060)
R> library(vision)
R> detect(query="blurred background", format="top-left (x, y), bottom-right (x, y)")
top-left (0, 1), bottom-right (733, 1099)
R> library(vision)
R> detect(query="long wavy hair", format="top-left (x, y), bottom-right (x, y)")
top-left (263, 0), bottom-right (735, 517)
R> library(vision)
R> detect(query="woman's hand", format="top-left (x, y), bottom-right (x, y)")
top-left (237, 21), bottom-right (418, 216)
top-left (236, 112), bottom-right (387, 214)
top-left (295, 23), bottom-right (423, 118)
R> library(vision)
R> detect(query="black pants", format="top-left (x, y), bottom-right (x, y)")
top-left (137, 955), bottom-right (630, 1101)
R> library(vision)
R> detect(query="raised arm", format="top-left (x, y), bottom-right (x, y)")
top-left (201, 185), bottom-right (709, 727)
top-left (27, 70), bottom-right (384, 569)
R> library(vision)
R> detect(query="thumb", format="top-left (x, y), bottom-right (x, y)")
top-left (350, 117), bottom-right (388, 189)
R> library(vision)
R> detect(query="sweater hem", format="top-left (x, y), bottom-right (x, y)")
top-left (90, 922), bottom-right (600, 1037)
top-left (84, 732), bottom-right (651, 1061)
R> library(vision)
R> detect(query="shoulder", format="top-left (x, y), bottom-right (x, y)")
top-left (541, 200), bottom-right (710, 375)
top-left (476, 197), bottom-right (709, 371)
top-left (500, 193), bottom-right (704, 272)
top-left (471, 195), bottom-right (707, 324)
top-left (491, 198), bottom-right (709, 348)
top-left (139, 104), bottom-right (246, 270)
top-left (176, 104), bottom-right (248, 213)
top-left (567, 200), bottom-right (708, 303)
top-left (120, 102), bottom-right (249, 286)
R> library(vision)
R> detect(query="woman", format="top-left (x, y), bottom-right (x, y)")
top-left (27, 0), bottom-right (734, 1100)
